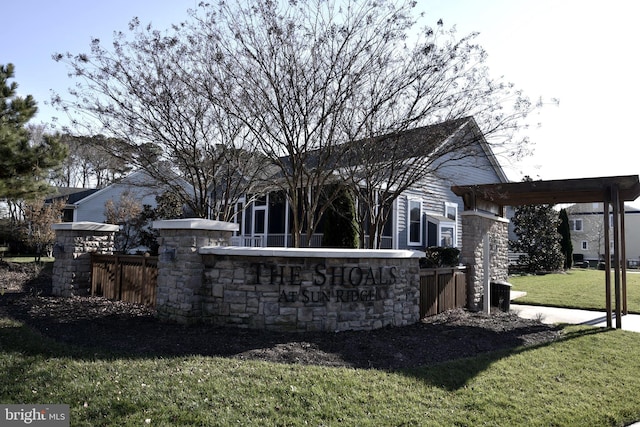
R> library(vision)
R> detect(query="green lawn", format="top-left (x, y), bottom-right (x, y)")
top-left (2, 316), bottom-right (640, 426)
top-left (509, 269), bottom-right (640, 312)
top-left (2, 256), bottom-right (55, 263)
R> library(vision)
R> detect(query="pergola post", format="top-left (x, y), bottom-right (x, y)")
top-left (620, 196), bottom-right (628, 315)
top-left (604, 198), bottom-right (612, 328)
top-left (611, 185), bottom-right (623, 329)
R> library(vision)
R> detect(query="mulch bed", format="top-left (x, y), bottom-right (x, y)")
top-left (0, 261), bottom-right (562, 370)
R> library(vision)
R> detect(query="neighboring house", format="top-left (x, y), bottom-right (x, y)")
top-left (566, 202), bottom-right (640, 267)
top-left (47, 118), bottom-right (509, 251)
top-left (45, 187), bottom-right (101, 222)
top-left (51, 170), bottom-right (190, 223)
top-left (228, 117), bottom-right (509, 250)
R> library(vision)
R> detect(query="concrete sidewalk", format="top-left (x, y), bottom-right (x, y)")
top-left (512, 303), bottom-right (640, 332)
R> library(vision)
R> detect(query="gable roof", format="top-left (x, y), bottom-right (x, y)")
top-left (71, 170), bottom-right (163, 206)
top-left (45, 187), bottom-right (100, 204)
top-left (278, 116), bottom-right (507, 183)
top-left (344, 117), bottom-right (508, 183)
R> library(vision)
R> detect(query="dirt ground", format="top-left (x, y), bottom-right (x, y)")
top-left (0, 261), bottom-right (562, 369)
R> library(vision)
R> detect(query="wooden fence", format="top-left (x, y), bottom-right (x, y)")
top-left (90, 253), bottom-right (158, 307)
top-left (419, 267), bottom-right (467, 318)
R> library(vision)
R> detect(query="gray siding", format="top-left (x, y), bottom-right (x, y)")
top-left (74, 171), bottom-right (164, 223)
top-left (394, 139), bottom-right (506, 250)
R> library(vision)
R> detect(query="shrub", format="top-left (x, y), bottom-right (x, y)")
top-left (421, 246), bottom-right (460, 268)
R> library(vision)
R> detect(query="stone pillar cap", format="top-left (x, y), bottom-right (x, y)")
top-left (153, 218), bottom-right (239, 232)
top-left (51, 222), bottom-right (120, 232)
top-left (200, 246), bottom-right (424, 259)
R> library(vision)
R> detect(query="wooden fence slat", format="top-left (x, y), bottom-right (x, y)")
top-left (419, 268), bottom-right (467, 318)
top-left (90, 253), bottom-right (158, 308)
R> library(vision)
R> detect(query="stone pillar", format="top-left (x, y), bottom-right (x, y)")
top-left (153, 218), bottom-right (238, 324)
top-left (51, 222), bottom-right (119, 297)
top-left (460, 211), bottom-right (509, 311)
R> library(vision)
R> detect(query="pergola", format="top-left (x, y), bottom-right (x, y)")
top-left (452, 175), bottom-right (640, 329)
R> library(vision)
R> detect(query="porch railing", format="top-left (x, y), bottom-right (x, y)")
top-left (230, 233), bottom-right (393, 249)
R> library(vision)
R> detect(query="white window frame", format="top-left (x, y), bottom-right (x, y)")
top-left (441, 202), bottom-right (458, 247)
top-left (424, 202), bottom-right (458, 248)
top-left (445, 202), bottom-right (457, 222)
top-left (439, 224), bottom-right (456, 247)
top-left (570, 218), bottom-right (583, 232)
top-left (407, 198), bottom-right (423, 246)
top-left (581, 241), bottom-right (588, 250)
top-left (232, 199), bottom-right (245, 236)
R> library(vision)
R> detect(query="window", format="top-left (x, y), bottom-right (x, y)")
top-left (62, 208), bottom-right (74, 222)
top-left (445, 203), bottom-right (457, 221)
top-left (425, 202), bottom-right (458, 248)
top-left (254, 209), bottom-right (266, 234)
top-left (442, 203), bottom-right (458, 247)
top-left (581, 241), bottom-right (588, 250)
top-left (440, 225), bottom-right (455, 247)
top-left (233, 202), bottom-right (244, 236)
top-left (569, 218), bottom-right (583, 232)
top-left (408, 199), bottom-right (422, 245)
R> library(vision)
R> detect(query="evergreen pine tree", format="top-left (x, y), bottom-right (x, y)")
top-left (558, 208), bottom-right (573, 269)
top-left (0, 64), bottom-right (67, 199)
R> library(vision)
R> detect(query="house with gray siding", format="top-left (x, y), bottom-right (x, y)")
top-left (565, 202), bottom-right (640, 267)
top-left (58, 170), bottom-right (190, 223)
top-left (53, 117), bottom-right (508, 252)
top-left (229, 117), bottom-right (508, 250)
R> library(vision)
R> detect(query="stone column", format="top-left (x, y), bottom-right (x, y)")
top-left (460, 211), bottom-right (509, 311)
top-left (153, 218), bottom-right (238, 324)
top-left (51, 222), bottom-right (119, 297)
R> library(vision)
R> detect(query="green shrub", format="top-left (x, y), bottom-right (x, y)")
top-left (421, 246), bottom-right (460, 268)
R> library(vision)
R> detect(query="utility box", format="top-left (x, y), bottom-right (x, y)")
top-left (490, 280), bottom-right (512, 312)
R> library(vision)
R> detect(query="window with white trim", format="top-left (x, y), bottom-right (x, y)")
top-left (581, 241), bottom-right (588, 250)
top-left (569, 218), bottom-right (583, 232)
top-left (442, 202), bottom-right (458, 247)
top-left (445, 202), bottom-right (457, 221)
top-left (408, 199), bottom-right (422, 245)
top-left (440, 225), bottom-right (455, 247)
top-left (425, 202), bottom-right (458, 248)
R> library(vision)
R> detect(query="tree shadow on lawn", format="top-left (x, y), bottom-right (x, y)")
top-left (404, 326), bottom-right (611, 391)
top-left (0, 291), bottom-right (568, 374)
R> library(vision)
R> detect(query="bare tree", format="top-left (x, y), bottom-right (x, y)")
top-left (54, 0), bottom-right (538, 246)
top-left (53, 134), bottom-right (131, 188)
top-left (53, 17), bottom-right (267, 219)
top-left (104, 191), bottom-right (143, 253)
top-left (22, 198), bottom-right (65, 261)
top-left (189, 0), bottom-right (536, 247)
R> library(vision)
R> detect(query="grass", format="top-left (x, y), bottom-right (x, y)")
top-left (509, 269), bottom-right (640, 312)
top-left (2, 255), bottom-right (55, 264)
top-left (2, 316), bottom-right (640, 426)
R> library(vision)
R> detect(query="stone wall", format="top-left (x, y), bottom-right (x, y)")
top-left (198, 248), bottom-right (421, 332)
top-left (153, 219), bottom-right (238, 323)
top-left (152, 218), bottom-right (422, 331)
top-left (51, 222), bottom-right (118, 297)
top-left (459, 211), bottom-right (509, 311)
top-left (51, 214), bottom-right (509, 328)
